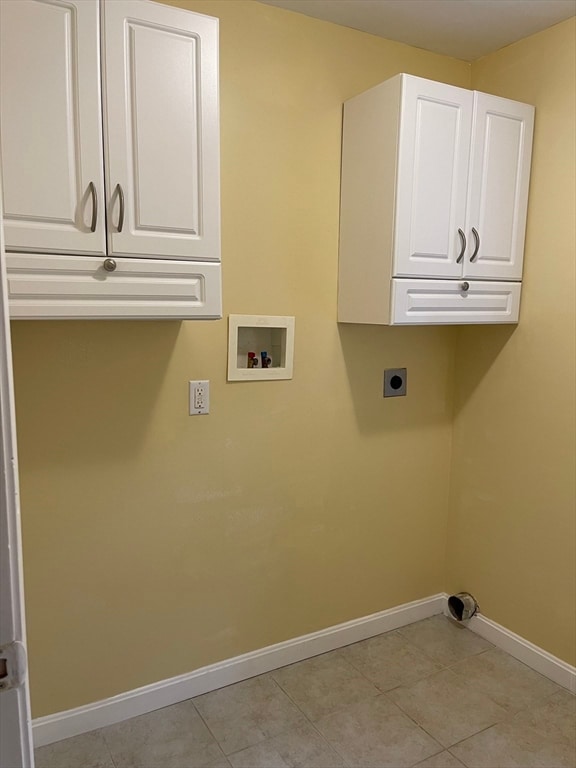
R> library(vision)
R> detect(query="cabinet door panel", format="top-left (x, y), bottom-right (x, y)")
top-left (0, 0), bottom-right (106, 254)
top-left (395, 77), bottom-right (473, 278)
top-left (464, 93), bottom-right (534, 280)
top-left (103, 1), bottom-right (220, 260)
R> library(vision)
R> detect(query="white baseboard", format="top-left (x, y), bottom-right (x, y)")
top-left (33, 593), bottom-right (445, 748)
top-left (466, 612), bottom-right (576, 694)
top-left (33, 594), bottom-right (576, 748)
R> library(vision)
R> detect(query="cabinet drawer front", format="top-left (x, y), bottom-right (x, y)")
top-left (392, 279), bottom-right (521, 324)
top-left (6, 255), bottom-right (221, 320)
top-left (102, 1), bottom-right (220, 261)
top-left (0, 0), bottom-right (106, 255)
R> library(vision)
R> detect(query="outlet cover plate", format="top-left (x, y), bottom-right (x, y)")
top-left (189, 380), bottom-right (210, 414)
top-left (384, 368), bottom-right (407, 397)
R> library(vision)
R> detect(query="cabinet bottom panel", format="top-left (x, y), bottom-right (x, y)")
top-left (6, 254), bottom-right (222, 320)
top-left (391, 278), bottom-right (521, 325)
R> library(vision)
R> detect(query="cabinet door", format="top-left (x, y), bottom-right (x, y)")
top-left (0, 0), bottom-right (106, 255)
top-left (102, 1), bottom-right (220, 261)
top-left (464, 93), bottom-right (534, 280)
top-left (394, 76), bottom-right (473, 278)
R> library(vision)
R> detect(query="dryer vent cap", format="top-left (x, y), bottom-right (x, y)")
top-left (448, 592), bottom-right (478, 622)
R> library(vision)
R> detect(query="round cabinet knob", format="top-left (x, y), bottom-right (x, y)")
top-left (461, 281), bottom-right (470, 292)
top-left (103, 258), bottom-right (117, 273)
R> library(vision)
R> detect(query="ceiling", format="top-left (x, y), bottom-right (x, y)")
top-left (257, 0), bottom-right (576, 61)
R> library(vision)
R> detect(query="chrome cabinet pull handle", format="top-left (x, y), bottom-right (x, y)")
top-left (115, 183), bottom-right (125, 233)
top-left (88, 181), bottom-right (98, 233)
top-left (470, 227), bottom-right (480, 262)
top-left (461, 281), bottom-right (470, 292)
top-left (103, 258), bottom-right (117, 272)
top-left (456, 228), bottom-right (466, 263)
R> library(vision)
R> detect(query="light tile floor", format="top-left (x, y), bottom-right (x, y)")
top-left (35, 616), bottom-right (576, 768)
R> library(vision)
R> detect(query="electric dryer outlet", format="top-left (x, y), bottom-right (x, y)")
top-left (384, 368), bottom-right (407, 397)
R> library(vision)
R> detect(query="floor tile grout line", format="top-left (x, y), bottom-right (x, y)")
top-left (293, 684), bottom-right (445, 768)
top-left (441, 683), bottom-right (576, 755)
top-left (445, 717), bottom-right (508, 751)
top-left (408, 745), bottom-right (448, 767)
top-left (334, 633), bottom-right (449, 692)
top-left (442, 642), bottom-right (571, 690)
top-left (383, 659), bottom-right (550, 732)
top-left (270, 661), bottom-right (382, 727)
top-left (395, 622), bottom-right (496, 666)
top-left (440, 711), bottom-right (576, 768)
top-left (442, 647), bottom-right (496, 671)
top-left (190, 695), bottom-right (240, 760)
top-left (411, 747), bottom-right (460, 768)
top-left (334, 617), bottom-right (477, 679)
top-left (268, 638), bottom-right (445, 736)
top-left (375, 662), bottom-right (456, 694)
top-left (98, 700), bottom-right (231, 768)
top-left (391, 620), bottom-right (463, 669)
top-left (444, 748), bottom-right (467, 767)
top-left (432, 688), bottom-right (575, 758)
top-left (436, 658), bottom-right (567, 721)
top-left (269, 672), bottom-right (355, 767)
top-left (106, 734), bottom-right (119, 768)
top-left (99, 726), bottom-right (121, 768)
top-left (380, 673), bottom-right (526, 752)
top-left (330, 644), bottom-right (397, 696)
top-left (379, 688), bottom-right (448, 753)
top-left (266, 672), bottom-right (354, 767)
top-left (336, 620), bottom-right (507, 696)
top-left (190, 672), bottom-right (347, 763)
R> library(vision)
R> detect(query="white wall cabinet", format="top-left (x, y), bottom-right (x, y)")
top-left (338, 74), bottom-right (534, 325)
top-left (0, 0), bottom-right (221, 320)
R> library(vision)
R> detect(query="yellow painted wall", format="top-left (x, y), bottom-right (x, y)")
top-left (10, 1), bottom-right (469, 716)
top-left (448, 18), bottom-right (576, 664)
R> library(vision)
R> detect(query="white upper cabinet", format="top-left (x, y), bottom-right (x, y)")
top-left (102, 1), bottom-right (220, 260)
top-left (393, 77), bottom-right (534, 281)
top-left (0, 0), bottom-right (106, 255)
top-left (0, 0), bottom-right (221, 319)
top-left (464, 93), bottom-right (534, 280)
top-left (395, 77), bottom-right (473, 279)
top-left (338, 74), bottom-right (534, 325)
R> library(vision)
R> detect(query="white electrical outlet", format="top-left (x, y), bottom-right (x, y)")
top-left (189, 380), bottom-right (210, 415)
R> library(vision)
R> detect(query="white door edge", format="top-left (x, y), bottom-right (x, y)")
top-left (0, 177), bottom-right (34, 768)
